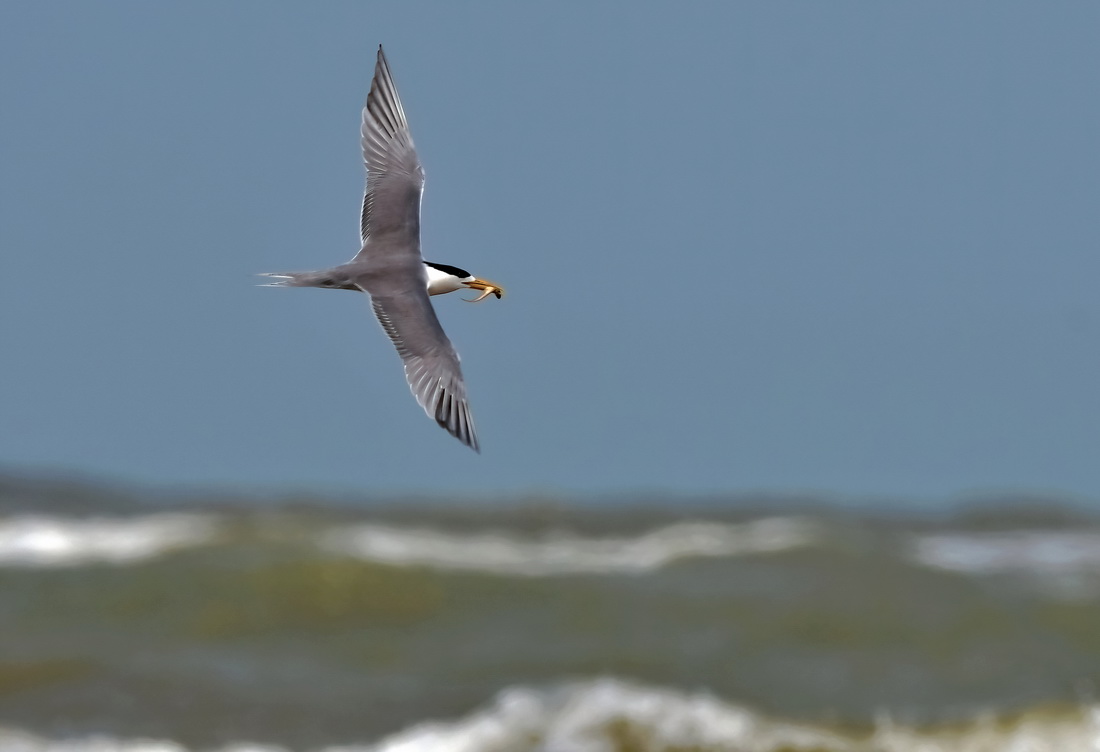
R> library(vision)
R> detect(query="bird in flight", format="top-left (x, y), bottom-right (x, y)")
top-left (262, 46), bottom-right (503, 452)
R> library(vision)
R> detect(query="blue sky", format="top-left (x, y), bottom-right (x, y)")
top-left (2, 2), bottom-right (1098, 502)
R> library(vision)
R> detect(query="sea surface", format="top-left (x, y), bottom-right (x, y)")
top-left (2, 474), bottom-right (1100, 751)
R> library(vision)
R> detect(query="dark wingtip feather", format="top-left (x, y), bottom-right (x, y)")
top-left (431, 389), bottom-right (480, 453)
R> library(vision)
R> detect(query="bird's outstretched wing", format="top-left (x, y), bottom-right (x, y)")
top-left (350, 47), bottom-right (479, 451)
top-left (369, 292), bottom-right (479, 452)
top-left (357, 45), bottom-right (425, 248)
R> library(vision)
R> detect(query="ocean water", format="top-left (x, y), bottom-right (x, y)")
top-left (2, 476), bottom-right (1100, 751)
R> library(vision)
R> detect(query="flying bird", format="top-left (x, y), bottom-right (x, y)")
top-left (262, 46), bottom-right (503, 452)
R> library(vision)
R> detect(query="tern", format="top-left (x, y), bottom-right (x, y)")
top-left (262, 46), bottom-right (503, 452)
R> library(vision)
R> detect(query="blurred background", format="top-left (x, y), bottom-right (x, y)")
top-left (2, 2), bottom-right (1100, 750)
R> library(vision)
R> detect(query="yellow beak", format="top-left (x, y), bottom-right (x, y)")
top-left (463, 278), bottom-right (505, 303)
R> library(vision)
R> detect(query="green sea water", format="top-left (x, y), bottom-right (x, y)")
top-left (1, 475), bottom-right (1099, 750)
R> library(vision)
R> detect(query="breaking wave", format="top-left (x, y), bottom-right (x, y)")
top-left (0, 514), bottom-right (218, 567)
top-left (321, 517), bottom-right (821, 575)
top-left (6, 509), bottom-right (1100, 588)
top-left (1, 678), bottom-right (1098, 752)
top-left (911, 530), bottom-right (1100, 576)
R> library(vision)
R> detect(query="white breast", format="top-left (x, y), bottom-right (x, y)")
top-left (424, 264), bottom-right (468, 295)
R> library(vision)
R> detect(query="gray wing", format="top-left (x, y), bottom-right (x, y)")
top-left (353, 47), bottom-right (478, 451)
top-left (356, 45), bottom-right (425, 249)
top-left (369, 291), bottom-right (480, 452)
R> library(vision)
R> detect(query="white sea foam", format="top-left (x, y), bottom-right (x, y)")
top-left (909, 530), bottom-right (1100, 599)
top-left (321, 517), bottom-right (819, 576)
top-left (0, 729), bottom-right (286, 752)
top-left (358, 678), bottom-right (848, 752)
top-left (0, 514), bottom-right (219, 567)
top-left (1, 679), bottom-right (1098, 751)
top-left (912, 531), bottom-right (1100, 576)
top-left (349, 678), bottom-right (1100, 751)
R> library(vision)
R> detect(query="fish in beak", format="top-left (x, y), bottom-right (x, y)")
top-left (463, 278), bottom-right (505, 303)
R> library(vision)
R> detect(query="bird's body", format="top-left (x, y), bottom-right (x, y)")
top-left (266, 261), bottom-right (497, 299)
top-left (262, 46), bottom-right (502, 452)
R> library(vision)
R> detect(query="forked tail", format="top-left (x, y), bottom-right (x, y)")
top-left (257, 271), bottom-right (357, 291)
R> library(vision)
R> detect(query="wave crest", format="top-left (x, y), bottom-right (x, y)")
top-left (0, 514), bottom-right (218, 567)
top-left (322, 517), bottom-right (819, 576)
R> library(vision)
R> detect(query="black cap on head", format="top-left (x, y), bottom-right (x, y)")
top-left (425, 261), bottom-right (472, 278)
